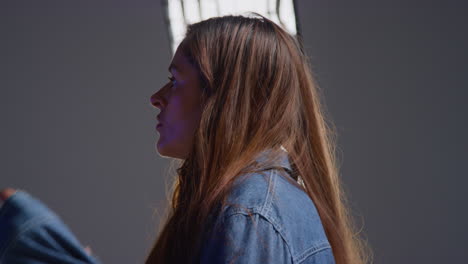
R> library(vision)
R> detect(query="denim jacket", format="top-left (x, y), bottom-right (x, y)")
top-left (199, 148), bottom-right (336, 264)
top-left (0, 148), bottom-right (335, 263)
top-left (0, 190), bottom-right (102, 264)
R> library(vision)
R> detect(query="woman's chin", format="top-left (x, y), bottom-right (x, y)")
top-left (156, 140), bottom-right (171, 158)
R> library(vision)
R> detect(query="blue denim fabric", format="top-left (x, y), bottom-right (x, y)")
top-left (199, 148), bottom-right (336, 264)
top-left (0, 191), bottom-right (101, 264)
top-left (0, 148), bottom-right (335, 264)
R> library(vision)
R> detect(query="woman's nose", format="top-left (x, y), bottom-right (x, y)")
top-left (150, 92), bottom-right (162, 109)
top-left (150, 85), bottom-right (168, 109)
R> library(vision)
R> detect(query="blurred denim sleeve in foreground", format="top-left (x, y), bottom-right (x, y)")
top-left (0, 190), bottom-right (102, 264)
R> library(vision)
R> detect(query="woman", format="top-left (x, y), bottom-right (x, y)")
top-left (0, 14), bottom-right (371, 264)
top-left (146, 13), bottom-right (371, 264)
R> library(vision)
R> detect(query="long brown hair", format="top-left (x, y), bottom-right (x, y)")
top-left (146, 13), bottom-right (372, 264)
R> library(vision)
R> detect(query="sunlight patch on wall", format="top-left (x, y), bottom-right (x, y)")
top-left (162, 0), bottom-right (298, 54)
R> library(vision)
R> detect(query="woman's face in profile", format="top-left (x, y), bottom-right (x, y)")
top-left (150, 44), bottom-right (204, 159)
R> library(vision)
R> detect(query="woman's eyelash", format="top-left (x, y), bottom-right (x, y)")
top-left (168, 76), bottom-right (175, 82)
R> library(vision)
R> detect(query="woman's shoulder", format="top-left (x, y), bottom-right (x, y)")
top-left (220, 168), bottom-right (333, 263)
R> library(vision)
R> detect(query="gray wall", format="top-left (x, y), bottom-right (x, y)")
top-left (1, 1), bottom-right (466, 263)
top-left (299, 1), bottom-right (468, 263)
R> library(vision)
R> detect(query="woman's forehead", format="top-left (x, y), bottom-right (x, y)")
top-left (169, 49), bottom-right (188, 72)
top-left (170, 47), bottom-right (198, 76)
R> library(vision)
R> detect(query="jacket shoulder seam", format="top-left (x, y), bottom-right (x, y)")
top-left (223, 212), bottom-right (295, 262)
top-left (295, 241), bottom-right (332, 263)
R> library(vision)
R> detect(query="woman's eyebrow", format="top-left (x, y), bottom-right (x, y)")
top-left (168, 63), bottom-right (180, 73)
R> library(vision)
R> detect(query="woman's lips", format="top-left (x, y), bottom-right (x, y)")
top-left (156, 123), bottom-right (163, 131)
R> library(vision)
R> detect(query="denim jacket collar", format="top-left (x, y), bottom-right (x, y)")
top-left (253, 146), bottom-right (292, 174)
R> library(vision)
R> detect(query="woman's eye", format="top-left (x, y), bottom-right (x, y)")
top-left (167, 76), bottom-right (176, 86)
